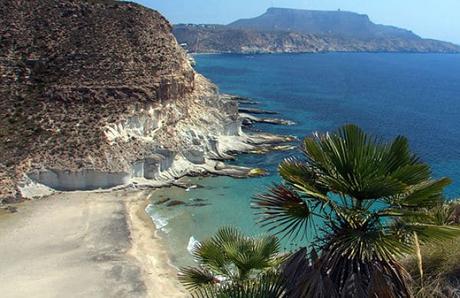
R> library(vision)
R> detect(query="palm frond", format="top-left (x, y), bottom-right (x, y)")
top-left (402, 223), bottom-right (460, 243)
top-left (384, 201), bottom-right (459, 225)
top-left (282, 248), bottom-right (339, 298)
top-left (193, 238), bottom-right (231, 276)
top-left (189, 271), bottom-right (287, 298)
top-left (298, 125), bottom-right (444, 203)
top-left (212, 226), bottom-right (243, 247)
top-left (429, 202), bottom-right (460, 225)
top-left (397, 178), bottom-right (451, 208)
top-left (252, 184), bottom-right (314, 239)
top-left (326, 225), bottom-right (412, 262)
top-left (278, 158), bottom-right (330, 203)
top-left (380, 135), bottom-right (430, 184)
top-left (281, 247), bottom-right (412, 298)
top-left (185, 226), bottom-right (282, 285)
top-left (248, 124), bottom-right (455, 297)
top-left (252, 234), bottom-right (283, 267)
top-left (178, 267), bottom-right (218, 291)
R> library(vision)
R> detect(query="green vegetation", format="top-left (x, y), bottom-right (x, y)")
top-left (406, 237), bottom-right (460, 297)
top-left (404, 201), bottom-right (460, 297)
top-left (180, 125), bottom-right (460, 297)
top-left (178, 227), bottom-right (286, 297)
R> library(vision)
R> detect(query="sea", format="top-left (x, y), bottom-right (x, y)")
top-left (147, 53), bottom-right (460, 267)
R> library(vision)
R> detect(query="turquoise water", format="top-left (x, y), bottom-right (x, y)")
top-left (148, 53), bottom-right (460, 266)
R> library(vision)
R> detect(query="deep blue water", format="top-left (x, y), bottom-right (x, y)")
top-left (149, 53), bottom-right (460, 266)
top-left (195, 53), bottom-right (460, 198)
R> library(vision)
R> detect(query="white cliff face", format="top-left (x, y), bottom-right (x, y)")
top-left (27, 169), bottom-right (131, 191)
top-left (20, 75), bottom-right (252, 195)
top-left (104, 107), bottom-right (162, 143)
top-left (20, 74), bottom-right (292, 196)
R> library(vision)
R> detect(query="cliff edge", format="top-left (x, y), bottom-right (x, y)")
top-left (0, 0), bottom-right (270, 201)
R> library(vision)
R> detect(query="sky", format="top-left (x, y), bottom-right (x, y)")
top-left (136, 0), bottom-right (460, 44)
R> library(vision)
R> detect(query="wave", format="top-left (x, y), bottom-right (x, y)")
top-left (147, 203), bottom-right (169, 231)
top-left (187, 236), bottom-right (200, 254)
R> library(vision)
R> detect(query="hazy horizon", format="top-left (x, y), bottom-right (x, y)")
top-left (138, 0), bottom-right (460, 45)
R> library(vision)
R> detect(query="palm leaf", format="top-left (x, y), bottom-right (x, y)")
top-left (183, 226), bottom-right (282, 289)
top-left (403, 223), bottom-right (460, 243)
top-left (278, 158), bottom-right (330, 203)
top-left (193, 238), bottom-right (231, 276)
top-left (302, 125), bottom-right (417, 201)
top-left (189, 271), bottom-right (287, 298)
top-left (392, 178), bottom-right (451, 208)
top-left (252, 184), bottom-right (314, 239)
top-left (429, 202), bottom-right (460, 225)
top-left (178, 267), bottom-right (217, 291)
top-left (251, 124), bottom-right (454, 297)
top-left (327, 225), bottom-right (412, 262)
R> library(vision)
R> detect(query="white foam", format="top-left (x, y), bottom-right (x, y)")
top-left (149, 210), bottom-right (169, 231)
top-left (185, 184), bottom-right (198, 192)
top-left (187, 236), bottom-right (200, 254)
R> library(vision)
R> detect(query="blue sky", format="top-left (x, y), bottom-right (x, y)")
top-left (136, 0), bottom-right (460, 44)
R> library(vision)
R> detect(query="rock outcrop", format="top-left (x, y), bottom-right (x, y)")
top-left (0, 0), bottom-right (289, 201)
top-left (173, 8), bottom-right (460, 54)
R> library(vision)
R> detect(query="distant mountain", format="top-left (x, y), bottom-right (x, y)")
top-left (228, 8), bottom-right (417, 40)
top-left (173, 8), bottom-right (460, 54)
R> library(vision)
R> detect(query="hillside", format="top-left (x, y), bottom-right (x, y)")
top-left (173, 8), bottom-right (460, 54)
top-left (0, 0), bottom-right (269, 201)
top-left (229, 8), bottom-right (417, 40)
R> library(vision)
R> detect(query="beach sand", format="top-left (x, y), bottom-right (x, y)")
top-left (0, 190), bottom-right (187, 298)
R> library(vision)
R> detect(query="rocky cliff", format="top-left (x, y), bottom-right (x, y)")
top-left (0, 0), bottom-right (283, 202)
top-left (173, 8), bottom-right (460, 54)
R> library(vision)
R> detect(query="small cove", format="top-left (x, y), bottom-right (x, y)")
top-left (147, 52), bottom-right (460, 267)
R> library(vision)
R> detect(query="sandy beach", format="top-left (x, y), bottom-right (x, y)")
top-left (0, 190), bottom-right (187, 298)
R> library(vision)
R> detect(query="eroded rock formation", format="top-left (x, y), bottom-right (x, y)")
top-left (0, 0), bottom-right (288, 201)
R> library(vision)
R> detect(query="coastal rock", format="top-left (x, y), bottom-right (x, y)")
top-left (248, 168), bottom-right (268, 177)
top-left (187, 203), bottom-right (209, 207)
top-left (239, 108), bottom-right (279, 115)
top-left (240, 113), bottom-right (295, 126)
top-left (0, 0), bottom-right (292, 200)
top-left (153, 197), bottom-right (171, 205)
top-left (165, 200), bottom-right (185, 207)
top-left (190, 198), bottom-right (206, 202)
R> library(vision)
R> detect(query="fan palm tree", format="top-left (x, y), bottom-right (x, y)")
top-left (252, 124), bottom-right (460, 297)
top-left (178, 227), bottom-right (286, 297)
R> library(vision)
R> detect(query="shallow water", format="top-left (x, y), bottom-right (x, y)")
top-left (147, 53), bottom-right (460, 267)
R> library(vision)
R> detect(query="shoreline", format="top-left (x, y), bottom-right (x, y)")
top-left (125, 191), bottom-right (187, 297)
top-left (0, 92), bottom-right (296, 297)
top-left (0, 190), bottom-right (186, 297)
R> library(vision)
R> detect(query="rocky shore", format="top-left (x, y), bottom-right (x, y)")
top-left (0, 0), bottom-right (293, 204)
